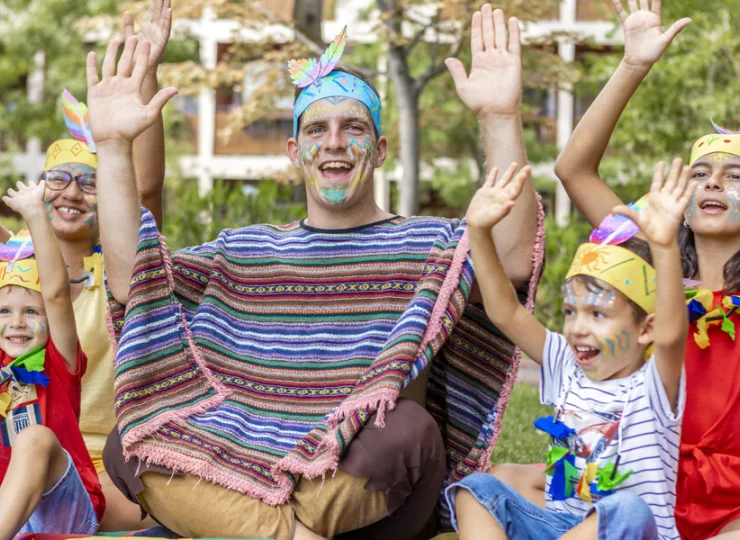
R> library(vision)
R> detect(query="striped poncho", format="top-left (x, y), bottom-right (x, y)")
top-left (108, 208), bottom-right (544, 524)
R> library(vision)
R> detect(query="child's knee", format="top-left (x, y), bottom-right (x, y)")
top-left (13, 425), bottom-right (59, 456)
top-left (595, 491), bottom-right (656, 534)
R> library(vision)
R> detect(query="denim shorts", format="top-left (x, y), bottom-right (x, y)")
top-left (18, 450), bottom-right (99, 535)
top-left (445, 473), bottom-right (658, 540)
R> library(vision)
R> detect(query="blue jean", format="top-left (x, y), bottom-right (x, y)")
top-left (445, 473), bottom-right (658, 540)
top-left (18, 450), bottom-right (98, 535)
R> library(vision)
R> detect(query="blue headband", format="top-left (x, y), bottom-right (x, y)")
top-left (293, 71), bottom-right (382, 137)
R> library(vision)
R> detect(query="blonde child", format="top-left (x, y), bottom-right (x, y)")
top-left (0, 180), bottom-right (103, 539)
top-left (446, 159), bottom-right (694, 539)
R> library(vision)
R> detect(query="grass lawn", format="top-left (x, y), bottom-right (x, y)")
top-left (489, 382), bottom-right (551, 465)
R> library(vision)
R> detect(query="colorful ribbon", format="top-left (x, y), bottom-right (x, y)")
top-left (685, 289), bottom-right (740, 348)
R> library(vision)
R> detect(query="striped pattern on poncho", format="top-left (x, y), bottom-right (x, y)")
top-left (108, 207), bottom-right (544, 525)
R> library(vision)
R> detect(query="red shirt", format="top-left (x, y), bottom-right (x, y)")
top-left (0, 338), bottom-right (105, 520)
top-left (677, 291), bottom-right (740, 539)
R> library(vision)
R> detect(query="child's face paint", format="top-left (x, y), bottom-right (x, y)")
top-left (686, 154), bottom-right (740, 236)
top-left (0, 287), bottom-right (49, 358)
top-left (562, 279), bottom-right (648, 382)
top-left (290, 97), bottom-right (385, 207)
top-left (43, 162), bottom-right (99, 242)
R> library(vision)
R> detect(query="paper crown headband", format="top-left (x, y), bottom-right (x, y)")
top-left (45, 90), bottom-right (97, 171)
top-left (0, 232), bottom-right (41, 294)
top-left (566, 196), bottom-right (656, 314)
top-left (690, 121), bottom-right (740, 165)
top-left (288, 27), bottom-right (382, 137)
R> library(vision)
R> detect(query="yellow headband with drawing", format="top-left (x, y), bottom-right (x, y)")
top-left (0, 232), bottom-right (41, 293)
top-left (566, 243), bottom-right (656, 314)
top-left (44, 139), bottom-right (97, 170)
top-left (690, 134), bottom-right (740, 165)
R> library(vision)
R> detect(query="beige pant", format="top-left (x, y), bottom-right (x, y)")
top-left (138, 467), bottom-right (388, 540)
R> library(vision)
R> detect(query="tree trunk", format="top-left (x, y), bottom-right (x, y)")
top-left (387, 47), bottom-right (421, 217)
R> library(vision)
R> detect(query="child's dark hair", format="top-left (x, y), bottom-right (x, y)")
top-left (567, 238), bottom-right (653, 323)
top-left (679, 223), bottom-right (740, 292)
top-left (293, 66), bottom-right (380, 138)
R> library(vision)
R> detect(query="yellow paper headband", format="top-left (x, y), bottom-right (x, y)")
top-left (44, 139), bottom-right (97, 171)
top-left (566, 243), bottom-right (656, 314)
top-left (690, 134), bottom-right (740, 165)
top-left (0, 260), bottom-right (41, 293)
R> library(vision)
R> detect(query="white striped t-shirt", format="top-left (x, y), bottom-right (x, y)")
top-left (540, 330), bottom-right (685, 540)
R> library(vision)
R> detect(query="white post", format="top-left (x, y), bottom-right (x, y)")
top-left (197, 7), bottom-right (217, 195)
top-left (374, 49), bottom-right (390, 212)
top-left (555, 0), bottom-right (577, 226)
top-left (25, 52), bottom-right (45, 181)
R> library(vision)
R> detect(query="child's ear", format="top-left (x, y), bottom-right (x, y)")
top-left (637, 313), bottom-right (655, 348)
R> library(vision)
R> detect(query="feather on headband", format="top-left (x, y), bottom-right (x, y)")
top-left (62, 89), bottom-right (96, 153)
top-left (288, 27), bottom-right (347, 88)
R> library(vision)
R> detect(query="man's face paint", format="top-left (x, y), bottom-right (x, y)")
top-left (686, 153), bottom-right (740, 235)
top-left (562, 279), bottom-right (648, 382)
top-left (294, 97), bottom-right (380, 207)
top-left (43, 162), bottom-right (99, 242)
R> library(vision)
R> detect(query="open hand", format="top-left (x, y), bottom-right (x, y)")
top-left (446, 5), bottom-right (521, 116)
top-left (612, 159), bottom-right (696, 247)
top-left (3, 181), bottom-right (47, 218)
top-left (123, 0), bottom-right (172, 72)
top-left (86, 37), bottom-right (178, 145)
top-left (466, 163), bottom-right (531, 231)
top-left (612, 0), bottom-right (691, 70)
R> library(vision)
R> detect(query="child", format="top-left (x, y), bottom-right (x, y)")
top-left (446, 159), bottom-right (695, 540)
top-left (0, 180), bottom-right (104, 539)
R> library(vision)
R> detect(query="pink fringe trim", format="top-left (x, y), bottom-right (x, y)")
top-left (478, 195), bottom-right (546, 471)
top-left (121, 232), bottom-right (230, 450)
top-left (126, 439), bottom-right (294, 506)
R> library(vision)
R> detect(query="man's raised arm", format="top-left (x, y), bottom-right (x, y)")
top-left (446, 5), bottom-right (537, 288)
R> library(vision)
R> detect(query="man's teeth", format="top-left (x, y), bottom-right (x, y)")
top-left (320, 162), bottom-right (352, 170)
top-left (58, 207), bottom-right (83, 215)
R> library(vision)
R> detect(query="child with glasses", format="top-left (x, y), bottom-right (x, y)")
top-left (0, 178), bottom-right (104, 539)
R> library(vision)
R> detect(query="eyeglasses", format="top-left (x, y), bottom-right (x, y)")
top-left (41, 170), bottom-right (97, 195)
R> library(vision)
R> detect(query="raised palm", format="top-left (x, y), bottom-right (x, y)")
top-left (446, 5), bottom-right (521, 115)
top-left (612, 0), bottom-right (691, 69)
top-left (466, 164), bottom-right (530, 230)
top-left (124, 0), bottom-right (172, 69)
top-left (3, 181), bottom-right (46, 217)
top-left (87, 38), bottom-right (178, 144)
top-left (612, 159), bottom-right (696, 247)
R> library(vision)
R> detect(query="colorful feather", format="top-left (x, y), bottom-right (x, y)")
top-left (288, 26), bottom-right (348, 88)
top-left (712, 119), bottom-right (740, 135)
top-left (0, 231), bottom-right (34, 264)
top-left (62, 89), bottom-right (96, 153)
top-left (590, 195), bottom-right (649, 246)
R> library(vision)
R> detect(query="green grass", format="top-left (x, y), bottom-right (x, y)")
top-left (489, 383), bottom-right (551, 465)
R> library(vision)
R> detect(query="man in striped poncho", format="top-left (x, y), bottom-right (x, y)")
top-left (89, 5), bottom-right (543, 540)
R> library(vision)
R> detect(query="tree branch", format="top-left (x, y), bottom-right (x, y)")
top-left (414, 35), bottom-right (463, 93)
top-left (404, 17), bottom-right (439, 54)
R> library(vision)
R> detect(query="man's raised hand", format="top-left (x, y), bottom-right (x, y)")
top-left (445, 4), bottom-right (522, 117)
top-left (86, 37), bottom-right (178, 146)
top-left (123, 0), bottom-right (172, 73)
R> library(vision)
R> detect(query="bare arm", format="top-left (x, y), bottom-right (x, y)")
top-left (553, 0), bottom-right (691, 228)
top-left (3, 182), bottom-right (78, 370)
top-left (446, 6), bottom-right (536, 289)
top-left (86, 37), bottom-right (178, 305)
top-left (466, 164), bottom-right (547, 364)
top-left (124, 0), bottom-right (172, 230)
top-left (614, 159), bottom-right (695, 410)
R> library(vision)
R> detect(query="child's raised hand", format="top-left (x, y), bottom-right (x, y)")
top-left (466, 164), bottom-right (530, 231)
top-left (86, 37), bottom-right (178, 146)
top-left (3, 180), bottom-right (47, 218)
top-left (613, 0), bottom-right (691, 70)
top-left (612, 158), bottom-right (696, 247)
top-left (445, 5), bottom-right (521, 117)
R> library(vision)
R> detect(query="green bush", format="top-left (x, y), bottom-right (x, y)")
top-left (162, 179), bottom-right (307, 251)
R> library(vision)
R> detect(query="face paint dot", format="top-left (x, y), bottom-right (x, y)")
top-left (625, 280), bottom-right (630, 285)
